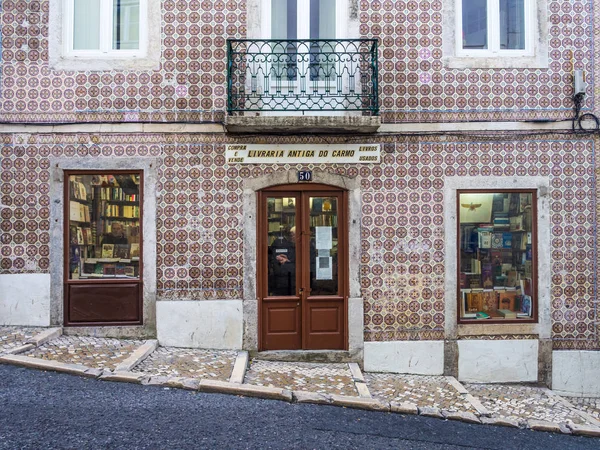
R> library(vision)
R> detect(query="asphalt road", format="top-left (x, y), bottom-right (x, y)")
top-left (0, 364), bottom-right (597, 450)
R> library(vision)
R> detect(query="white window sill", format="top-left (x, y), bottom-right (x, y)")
top-left (444, 53), bottom-right (548, 70)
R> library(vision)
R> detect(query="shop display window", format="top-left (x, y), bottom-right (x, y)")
top-left (458, 190), bottom-right (536, 322)
top-left (67, 173), bottom-right (141, 280)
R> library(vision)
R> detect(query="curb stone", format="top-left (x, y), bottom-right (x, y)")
top-left (229, 351), bottom-right (249, 384)
top-left (5, 344), bottom-right (35, 355)
top-left (390, 401), bottom-right (418, 415)
top-left (144, 376), bottom-right (171, 386)
top-left (0, 354), bottom-right (100, 378)
top-left (329, 395), bottom-right (389, 412)
top-left (113, 340), bottom-right (158, 372)
top-left (199, 379), bottom-right (293, 402)
top-left (480, 417), bottom-right (521, 428)
top-left (100, 371), bottom-right (147, 384)
top-left (543, 389), bottom-right (600, 428)
top-left (445, 376), bottom-right (469, 394)
top-left (464, 393), bottom-right (491, 417)
top-left (293, 391), bottom-right (333, 405)
top-left (418, 406), bottom-right (444, 419)
top-left (27, 328), bottom-right (62, 346)
top-left (165, 377), bottom-right (201, 391)
top-left (527, 419), bottom-right (562, 433)
top-left (567, 423), bottom-right (600, 437)
top-left (442, 411), bottom-right (481, 424)
top-left (348, 362), bottom-right (372, 398)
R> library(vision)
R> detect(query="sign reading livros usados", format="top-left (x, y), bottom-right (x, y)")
top-left (225, 144), bottom-right (381, 164)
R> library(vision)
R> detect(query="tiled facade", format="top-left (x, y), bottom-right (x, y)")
top-left (0, 1), bottom-right (597, 122)
top-left (0, 0), bottom-right (599, 381)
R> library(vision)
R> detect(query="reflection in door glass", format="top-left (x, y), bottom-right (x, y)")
top-left (309, 197), bottom-right (338, 296)
top-left (267, 197), bottom-right (297, 296)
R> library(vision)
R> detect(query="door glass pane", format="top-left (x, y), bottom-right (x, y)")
top-left (458, 192), bottom-right (535, 320)
top-left (267, 197), bottom-right (297, 296)
top-left (113, 0), bottom-right (140, 50)
top-left (462, 0), bottom-right (487, 49)
top-left (499, 0), bottom-right (525, 49)
top-left (309, 197), bottom-right (338, 296)
top-left (73, 0), bottom-right (101, 50)
top-left (67, 174), bottom-right (141, 280)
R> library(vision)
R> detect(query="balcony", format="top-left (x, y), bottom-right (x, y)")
top-left (225, 39), bottom-right (380, 134)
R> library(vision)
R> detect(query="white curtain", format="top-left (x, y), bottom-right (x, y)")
top-left (73, 0), bottom-right (101, 50)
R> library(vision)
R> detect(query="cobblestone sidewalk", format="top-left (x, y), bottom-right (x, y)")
top-left (131, 347), bottom-right (237, 381)
top-left (244, 360), bottom-right (359, 397)
top-left (366, 373), bottom-right (478, 414)
top-left (465, 383), bottom-right (595, 426)
top-left (1, 327), bottom-right (599, 438)
top-left (24, 336), bottom-right (144, 371)
top-left (0, 327), bottom-right (42, 353)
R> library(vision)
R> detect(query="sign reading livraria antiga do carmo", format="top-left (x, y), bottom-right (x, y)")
top-left (225, 144), bottom-right (381, 164)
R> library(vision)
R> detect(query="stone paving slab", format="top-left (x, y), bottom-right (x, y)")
top-left (0, 327), bottom-right (43, 353)
top-left (24, 336), bottom-right (144, 371)
top-left (565, 397), bottom-right (600, 421)
top-left (244, 360), bottom-right (358, 397)
top-left (464, 383), bottom-right (593, 426)
top-left (131, 347), bottom-right (237, 381)
top-left (365, 373), bottom-right (478, 414)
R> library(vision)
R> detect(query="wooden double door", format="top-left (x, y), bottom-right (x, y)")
top-left (258, 184), bottom-right (348, 350)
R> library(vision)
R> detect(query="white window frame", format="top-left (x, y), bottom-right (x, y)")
top-left (63, 0), bottom-right (147, 59)
top-left (443, 0), bottom-right (548, 69)
top-left (260, 0), bottom-right (348, 40)
top-left (456, 0), bottom-right (533, 58)
top-left (49, 0), bottom-right (159, 71)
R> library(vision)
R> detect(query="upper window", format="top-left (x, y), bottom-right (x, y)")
top-left (457, 0), bottom-right (532, 57)
top-left (64, 0), bottom-right (146, 57)
top-left (444, 0), bottom-right (547, 68)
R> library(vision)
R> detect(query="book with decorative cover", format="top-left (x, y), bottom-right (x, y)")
top-left (101, 244), bottom-right (114, 258)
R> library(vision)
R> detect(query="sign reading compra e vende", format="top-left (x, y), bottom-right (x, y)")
top-left (225, 144), bottom-right (381, 164)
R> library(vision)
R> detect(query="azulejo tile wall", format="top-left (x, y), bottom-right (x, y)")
top-left (0, 0), bottom-right (597, 122)
top-left (0, 133), bottom-right (598, 350)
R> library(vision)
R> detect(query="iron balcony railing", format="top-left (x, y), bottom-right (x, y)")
top-left (227, 39), bottom-right (379, 115)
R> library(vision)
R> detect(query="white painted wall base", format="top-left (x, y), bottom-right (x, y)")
top-left (458, 339), bottom-right (538, 383)
top-left (0, 274), bottom-right (51, 326)
top-left (363, 340), bottom-right (445, 375)
top-left (552, 351), bottom-right (600, 397)
top-left (156, 300), bottom-right (243, 349)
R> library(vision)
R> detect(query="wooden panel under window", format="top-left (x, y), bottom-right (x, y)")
top-left (67, 283), bottom-right (140, 323)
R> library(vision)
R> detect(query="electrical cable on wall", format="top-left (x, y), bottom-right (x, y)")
top-left (572, 92), bottom-right (600, 133)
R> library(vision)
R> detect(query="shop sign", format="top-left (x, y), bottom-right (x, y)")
top-left (225, 144), bottom-right (380, 164)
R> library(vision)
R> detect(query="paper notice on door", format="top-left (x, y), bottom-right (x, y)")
top-left (316, 256), bottom-right (333, 280)
top-left (315, 226), bottom-right (332, 250)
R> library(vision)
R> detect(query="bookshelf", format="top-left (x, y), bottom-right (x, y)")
top-left (67, 174), bottom-right (141, 280)
top-left (458, 191), bottom-right (535, 322)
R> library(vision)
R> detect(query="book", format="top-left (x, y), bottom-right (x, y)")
top-left (481, 264), bottom-right (493, 289)
top-left (478, 231), bottom-right (492, 248)
top-left (103, 264), bottom-right (116, 276)
top-left (506, 270), bottom-right (519, 287)
top-left (460, 272), bottom-right (467, 289)
top-left (114, 244), bottom-right (130, 259)
top-left (510, 215), bottom-right (523, 231)
top-left (476, 311), bottom-right (490, 319)
top-left (498, 309), bottom-right (517, 319)
top-left (102, 244), bottom-right (115, 258)
top-left (130, 243), bottom-right (140, 258)
top-left (76, 227), bottom-right (84, 245)
top-left (482, 290), bottom-right (498, 311)
top-left (124, 266), bottom-right (135, 277)
top-left (519, 295), bottom-right (532, 316)
top-left (491, 233), bottom-right (504, 248)
top-left (502, 232), bottom-right (512, 248)
top-left (498, 290), bottom-right (518, 311)
top-left (115, 264), bottom-right (126, 276)
top-left (466, 291), bottom-right (484, 313)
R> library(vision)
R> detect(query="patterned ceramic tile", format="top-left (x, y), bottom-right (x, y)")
top-left (0, 134), bottom-right (598, 349)
top-left (131, 347), bottom-right (237, 381)
top-left (244, 360), bottom-right (359, 397)
top-left (366, 373), bottom-right (477, 413)
top-left (465, 383), bottom-right (594, 425)
top-left (0, 1), bottom-right (597, 122)
top-left (24, 336), bottom-right (144, 371)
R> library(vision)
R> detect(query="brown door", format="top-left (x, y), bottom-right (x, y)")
top-left (258, 184), bottom-right (347, 350)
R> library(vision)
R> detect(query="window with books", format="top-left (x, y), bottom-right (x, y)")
top-left (458, 190), bottom-right (536, 322)
top-left (67, 173), bottom-right (141, 281)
